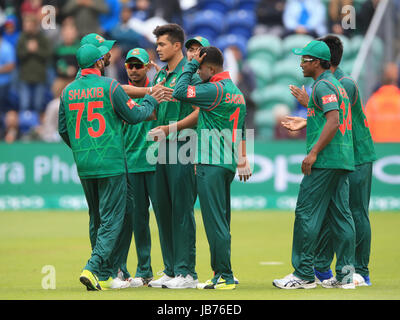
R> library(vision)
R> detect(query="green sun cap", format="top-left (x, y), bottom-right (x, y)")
top-left (292, 40), bottom-right (331, 61)
top-left (76, 44), bottom-right (109, 69)
top-left (80, 33), bottom-right (116, 52)
top-left (185, 36), bottom-right (210, 49)
top-left (125, 48), bottom-right (150, 64)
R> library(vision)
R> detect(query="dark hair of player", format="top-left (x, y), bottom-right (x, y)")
top-left (318, 35), bottom-right (343, 67)
top-left (199, 46), bottom-right (224, 67)
top-left (152, 23), bottom-right (185, 47)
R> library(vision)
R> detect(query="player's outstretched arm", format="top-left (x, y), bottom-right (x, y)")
top-left (281, 116), bottom-right (307, 131)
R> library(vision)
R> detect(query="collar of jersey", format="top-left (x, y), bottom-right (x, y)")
top-left (210, 71), bottom-right (230, 83)
top-left (162, 57), bottom-right (187, 75)
top-left (81, 68), bottom-right (101, 76)
top-left (312, 70), bottom-right (332, 88)
top-left (333, 67), bottom-right (345, 80)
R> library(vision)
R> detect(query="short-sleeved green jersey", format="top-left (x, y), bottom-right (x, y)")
top-left (152, 56), bottom-right (201, 140)
top-left (307, 70), bottom-right (355, 171)
top-left (58, 68), bottom-right (157, 179)
top-left (334, 67), bottom-right (377, 165)
top-left (173, 60), bottom-right (246, 173)
top-left (123, 78), bottom-right (156, 173)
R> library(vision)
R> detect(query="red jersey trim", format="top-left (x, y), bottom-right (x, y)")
top-left (81, 68), bottom-right (101, 76)
top-left (210, 71), bottom-right (231, 83)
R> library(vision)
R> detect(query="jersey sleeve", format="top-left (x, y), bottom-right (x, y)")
top-left (340, 77), bottom-right (358, 106)
top-left (57, 91), bottom-right (71, 148)
top-left (172, 60), bottom-right (224, 110)
top-left (110, 80), bottom-right (157, 124)
top-left (314, 81), bottom-right (340, 114)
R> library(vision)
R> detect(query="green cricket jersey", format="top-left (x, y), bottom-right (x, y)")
top-left (123, 78), bottom-right (156, 173)
top-left (58, 68), bottom-right (158, 179)
top-left (173, 59), bottom-right (246, 173)
top-left (334, 67), bottom-right (377, 165)
top-left (307, 70), bottom-right (355, 171)
top-left (152, 56), bottom-right (201, 140)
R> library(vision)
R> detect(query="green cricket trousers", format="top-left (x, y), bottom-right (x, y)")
top-left (152, 139), bottom-right (197, 279)
top-left (292, 168), bottom-right (356, 283)
top-left (314, 162), bottom-right (373, 278)
top-left (196, 164), bottom-right (236, 285)
top-left (80, 174), bottom-right (127, 281)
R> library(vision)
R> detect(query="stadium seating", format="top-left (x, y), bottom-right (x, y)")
top-left (236, 0), bottom-right (260, 11)
top-left (225, 10), bottom-right (257, 39)
top-left (281, 34), bottom-right (314, 58)
top-left (188, 10), bottom-right (225, 40)
top-left (251, 84), bottom-right (296, 111)
top-left (197, 0), bottom-right (237, 14)
top-left (215, 33), bottom-right (248, 57)
top-left (272, 59), bottom-right (304, 87)
top-left (247, 58), bottom-right (272, 88)
top-left (247, 34), bottom-right (282, 66)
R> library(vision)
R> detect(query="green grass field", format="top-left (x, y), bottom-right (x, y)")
top-left (0, 210), bottom-right (399, 300)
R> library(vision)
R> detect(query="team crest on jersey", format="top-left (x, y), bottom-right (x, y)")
top-left (187, 86), bottom-right (196, 98)
top-left (322, 94), bottom-right (338, 104)
top-left (127, 99), bottom-right (138, 109)
top-left (170, 77), bottom-right (177, 87)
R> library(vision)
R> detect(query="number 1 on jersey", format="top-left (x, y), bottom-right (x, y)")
top-left (229, 107), bottom-right (240, 142)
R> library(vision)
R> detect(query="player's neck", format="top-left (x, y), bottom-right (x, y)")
top-left (167, 51), bottom-right (184, 73)
top-left (330, 66), bottom-right (338, 73)
top-left (312, 68), bottom-right (326, 80)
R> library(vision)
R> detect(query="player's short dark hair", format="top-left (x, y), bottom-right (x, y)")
top-left (318, 35), bottom-right (343, 67)
top-left (199, 46), bottom-right (224, 67)
top-left (309, 55), bottom-right (331, 70)
top-left (153, 23), bottom-right (185, 47)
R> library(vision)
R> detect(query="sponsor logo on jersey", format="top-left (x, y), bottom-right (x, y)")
top-left (322, 94), bottom-right (338, 105)
top-left (127, 99), bottom-right (138, 109)
top-left (307, 107), bottom-right (315, 117)
top-left (187, 86), bottom-right (196, 98)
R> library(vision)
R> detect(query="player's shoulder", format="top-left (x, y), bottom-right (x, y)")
top-left (313, 77), bottom-right (340, 96)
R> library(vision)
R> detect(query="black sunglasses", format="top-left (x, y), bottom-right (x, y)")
top-left (125, 62), bottom-right (147, 70)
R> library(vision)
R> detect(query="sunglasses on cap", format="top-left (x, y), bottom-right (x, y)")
top-left (125, 62), bottom-right (147, 70)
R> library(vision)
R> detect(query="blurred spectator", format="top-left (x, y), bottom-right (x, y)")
top-left (0, 33), bottom-right (16, 112)
top-left (133, 0), bottom-right (153, 21)
top-left (328, 0), bottom-right (354, 36)
top-left (153, 0), bottom-right (182, 25)
top-left (2, 15), bottom-right (20, 48)
top-left (274, 104), bottom-right (306, 140)
top-left (110, 2), bottom-right (144, 57)
top-left (283, 0), bottom-right (327, 38)
top-left (34, 78), bottom-right (65, 142)
top-left (254, 0), bottom-right (285, 37)
top-left (21, 0), bottom-right (42, 17)
top-left (365, 62), bottom-right (400, 143)
top-left (357, 0), bottom-right (379, 35)
top-left (53, 17), bottom-right (79, 81)
top-left (0, 110), bottom-right (21, 143)
top-left (17, 13), bottom-right (52, 114)
top-left (99, 0), bottom-right (121, 35)
top-left (224, 44), bottom-right (256, 130)
top-left (62, 0), bottom-right (109, 37)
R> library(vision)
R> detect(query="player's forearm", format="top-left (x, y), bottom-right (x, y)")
top-left (123, 95), bottom-right (157, 124)
top-left (122, 85), bottom-right (150, 99)
top-left (311, 111), bottom-right (339, 156)
top-left (174, 107), bottom-right (199, 131)
top-left (172, 60), bottom-right (199, 101)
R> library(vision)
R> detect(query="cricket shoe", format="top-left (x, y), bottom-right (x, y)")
top-left (162, 274), bottom-right (198, 289)
top-left (197, 278), bottom-right (236, 290)
top-left (80, 269), bottom-right (102, 291)
top-left (321, 277), bottom-right (355, 289)
top-left (148, 274), bottom-right (174, 288)
top-left (314, 268), bottom-right (333, 285)
top-left (98, 277), bottom-right (130, 290)
top-left (127, 277), bottom-right (153, 288)
top-left (210, 272), bottom-right (239, 284)
top-left (353, 273), bottom-right (371, 286)
top-left (273, 273), bottom-right (317, 289)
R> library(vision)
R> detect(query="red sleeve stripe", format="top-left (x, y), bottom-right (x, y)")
top-left (207, 81), bottom-right (224, 111)
top-left (112, 82), bottom-right (120, 94)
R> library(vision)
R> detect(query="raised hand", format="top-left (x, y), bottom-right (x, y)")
top-left (289, 85), bottom-right (309, 108)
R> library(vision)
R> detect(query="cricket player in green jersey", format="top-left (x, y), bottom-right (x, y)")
top-left (273, 40), bottom-right (356, 289)
top-left (285, 35), bottom-right (376, 287)
top-left (173, 46), bottom-right (250, 290)
top-left (58, 44), bottom-right (163, 291)
top-left (115, 48), bottom-right (161, 287)
top-left (185, 36), bottom-right (210, 61)
top-left (145, 24), bottom-right (202, 289)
